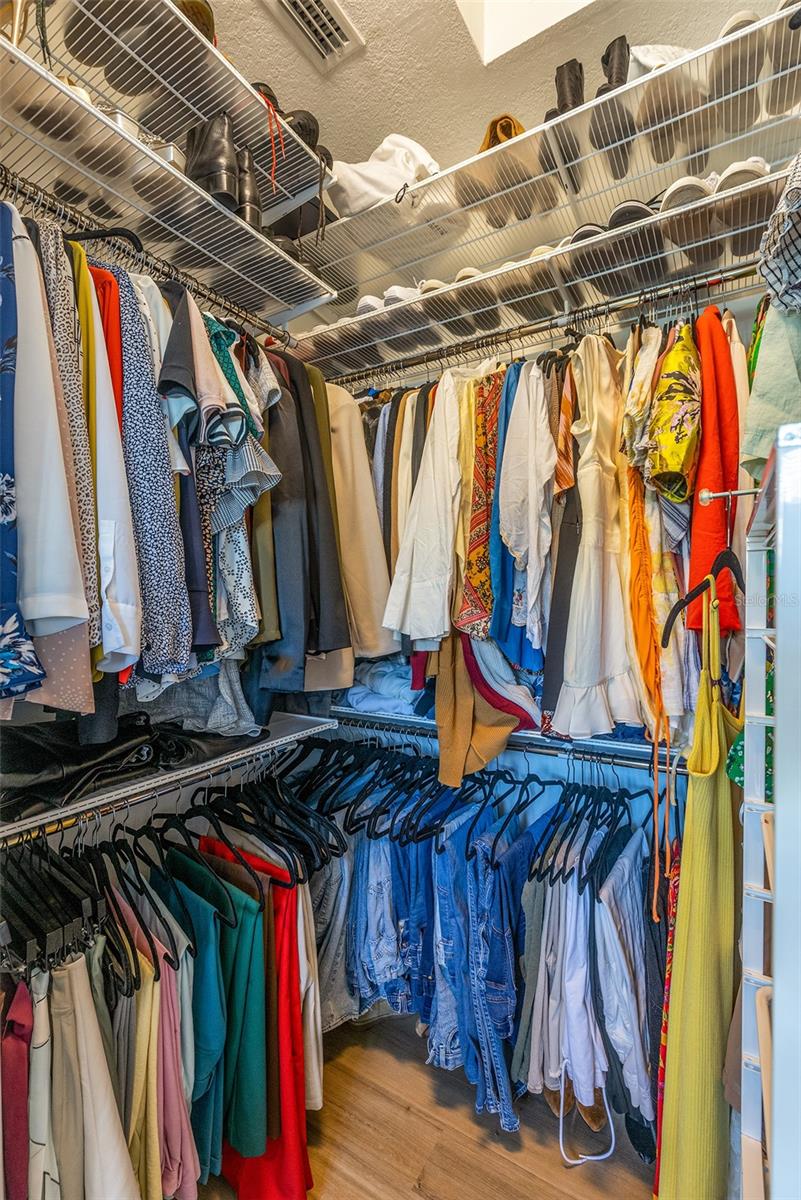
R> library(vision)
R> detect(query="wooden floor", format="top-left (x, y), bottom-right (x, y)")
top-left (201, 1016), bottom-right (654, 1200)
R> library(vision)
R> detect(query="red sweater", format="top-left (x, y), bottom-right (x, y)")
top-left (687, 307), bottom-right (741, 632)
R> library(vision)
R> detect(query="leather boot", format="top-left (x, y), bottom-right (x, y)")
top-left (539, 107), bottom-right (582, 195)
top-left (185, 111), bottom-right (239, 210)
top-left (555, 58), bottom-right (584, 113)
top-left (589, 37), bottom-right (635, 180)
top-left (284, 109), bottom-right (320, 150)
top-left (236, 147), bottom-right (262, 228)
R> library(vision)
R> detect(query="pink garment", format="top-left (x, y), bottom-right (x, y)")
top-left (460, 633), bottom-right (535, 730)
top-left (114, 890), bottom-right (200, 1200)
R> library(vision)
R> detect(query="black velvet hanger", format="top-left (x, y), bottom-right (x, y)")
top-left (661, 546), bottom-right (745, 648)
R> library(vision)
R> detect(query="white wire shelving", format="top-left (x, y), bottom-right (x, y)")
top-left (767, 423), bottom-right (801, 1200)
top-left (292, 170), bottom-right (784, 377)
top-left (0, 712), bottom-right (338, 846)
top-left (299, 5), bottom-right (801, 323)
top-left (16, 0), bottom-right (334, 225)
top-left (742, 452), bottom-right (776, 1200)
top-left (0, 40), bottom-right (336, 323)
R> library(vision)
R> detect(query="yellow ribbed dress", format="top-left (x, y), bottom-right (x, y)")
top-left (659, 578), bottom-right (743, 1199)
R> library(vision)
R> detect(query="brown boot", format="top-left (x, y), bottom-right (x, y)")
top-left (543, 1074), bottom-right (575, 1118)
top-left (577, 1088), bottom-right (608, 1132)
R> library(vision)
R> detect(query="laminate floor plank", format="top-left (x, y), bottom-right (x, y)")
top-left (200, 1017), bottom-right (654, 1200)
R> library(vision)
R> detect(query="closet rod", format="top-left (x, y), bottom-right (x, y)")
top-left (0, 165), bottom-right (296, 347)
top-left (332, 708), bottom-right (688, 777)
top-left (0, 716), bottom-right (338, 848)
top-left (332, 259), bottom-right (762, 387)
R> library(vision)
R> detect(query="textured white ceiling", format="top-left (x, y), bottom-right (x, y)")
top-left (216, 0), bottom-right (773, 170)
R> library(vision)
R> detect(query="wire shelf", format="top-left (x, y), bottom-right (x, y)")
top-left (0, 41), bottom-right (336, 323)
top-left (17, 0), bottom-right (334, 225)
top-left (0, 712), bottom-right (338, 844)
top-left (292, 170), bottom-right (783, 376)
top-left (298, 5), bottom-right (801, 321)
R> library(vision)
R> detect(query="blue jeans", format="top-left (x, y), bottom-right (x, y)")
top-left (485, 812), bottom-right (555, 1042)
top-left (310, 826), bottom-right (360, 1032)
top-left (427, 805), bottom-right (491, 1082)
top-left (391, 836), bottom-right (436, 1022)
top-left (348, 825), bottom-right (411, 1014)
top-left (468, 820), bottom-right (523, 1133)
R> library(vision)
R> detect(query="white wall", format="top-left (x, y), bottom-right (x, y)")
top-left (216, 0), bottom-right (773, 168)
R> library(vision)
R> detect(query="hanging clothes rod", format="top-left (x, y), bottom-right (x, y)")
top-left (0, 165), bottom-right (296, 346)
top-left (0, 715), bottom-right (338, 848)
top-left (332, 260), bottom-right (762, 387)
top-left (331, 707), bottom-right (687, 776)
top-left (699, 486), bottom-right (762, 505)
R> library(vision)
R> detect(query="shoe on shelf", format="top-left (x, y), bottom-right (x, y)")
top-left (175, 0), bottom-right (215, 41)
top-left (714, 156), bottom-right (779, 257)
top-left (456, 114), bottom-right (540, 229)
top-left (498, 247), bottom-right (561, 323)
top-left (567, 222), bottom-right (619, 299)
top-left (766, 0), bottom-right (801, 114)
top-left (607, 198), bottom-right (666, 292)
top-left (659, 174), bottom-right (726, 267)
top-left (272, 234), bottom-right (303, 260)
top-left (539, 107), bottom-right (583, 196)
top-left (708, 11), bottom-right (766, 133)
top-left (556, 58), bottom-right (585, 113)
top-left (235, 148), bottom-right (262, 228)
top-left (419, 277), bottom-right (479, 339)
top-left (284, 109), bottom-right (320, 150)
top-left (185, 111), bottom-right (239, 210)
top-left (356, 295), bottom-right (383, 318)
top-left (589, 36), bottom-right (637, 181)
top-left (454, 267), bottom-right (503, 332)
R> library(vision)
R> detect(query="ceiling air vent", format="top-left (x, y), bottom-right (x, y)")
top-left (272, 0), bottom-right (364, 73)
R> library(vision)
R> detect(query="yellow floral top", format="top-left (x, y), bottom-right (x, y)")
top-left (645, 323), bottom-right (702, 502)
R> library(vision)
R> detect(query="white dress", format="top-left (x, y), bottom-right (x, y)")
top-left (552, 335), bottom-right (643, 737)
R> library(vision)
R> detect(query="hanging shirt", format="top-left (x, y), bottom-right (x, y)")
top-left (0, 206), bottom-right (45, 703)
top-left (12, 207), bottom-right (88, 639)
top-left (86, 274), bottom-right (142, 673)
top-left (384, 368), bottom-right (468, 642)
top-left (105, 263), bottom-right (193, 676)
top-left (498, 361), bottom-right (557, 650)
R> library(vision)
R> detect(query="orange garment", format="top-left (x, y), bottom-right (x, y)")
top-left (553, 361), bottom-right (577, 496)
top-left (688, 308), bottom-right (741, 631)
top-left (628, 467), bottom-right (663, 721)
top-left (88, 266), bottom-right (124, 429)
top-left (427, 384), bottom-right (437, 427)
top-left (429, 630), bottom-right (517, 787)
top-left (478, 114), bottom-right (526, 152)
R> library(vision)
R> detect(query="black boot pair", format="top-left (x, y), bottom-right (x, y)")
top-left (539, 57), bottom-right (585, 195)
top-left (589, 36), bottom-right (637, 180)
top-left (185, 112), bottom-right (262, 228)
top-left (539, 38), bottom-right (635, 194)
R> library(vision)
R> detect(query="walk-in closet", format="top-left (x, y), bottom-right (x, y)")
top-left (0, 1), bottom-right (798, 1198)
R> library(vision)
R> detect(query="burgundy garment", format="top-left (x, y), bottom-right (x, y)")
top-left (2, 977), bottom-right (33, 1200)
top-left (460, 633), bottom-right (536, 730)
top-left (410, 651), bottom-right (428, 692)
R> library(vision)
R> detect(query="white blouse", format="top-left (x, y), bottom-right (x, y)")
top-left (383, 369), bottom-right (465, 642)
top-left (88, 276), bottom-right (142, 672)
top-left (498, 361), bottom-right (557, 650)
top-left (11, 205), bottom-right (88, 637)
